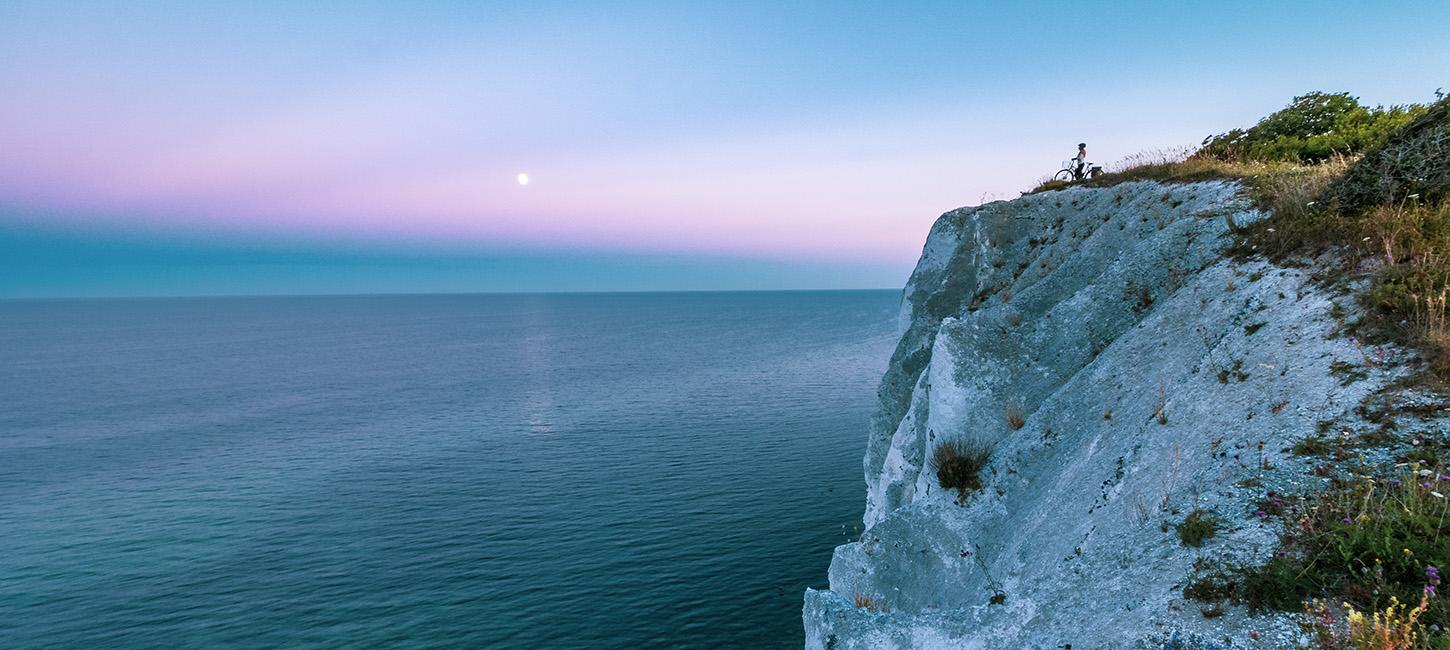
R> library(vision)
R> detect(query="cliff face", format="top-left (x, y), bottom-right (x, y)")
top-left (804, 181), bottom-right (1402, 648)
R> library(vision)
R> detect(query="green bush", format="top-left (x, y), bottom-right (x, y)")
top-left (1197, 92), bottom-right (1425, 164)
top-left (1336, 94), bottom-right (1450, 212)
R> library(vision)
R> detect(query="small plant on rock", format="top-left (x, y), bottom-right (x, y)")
top-left (853, 592), bottom-right (886, 613)
top-left (1176, 509), bottom-right (1219, 547)
top-left (1005, 400), bottom-right (1026, 430)
top-left (933, 439), bottom-right (992, 505)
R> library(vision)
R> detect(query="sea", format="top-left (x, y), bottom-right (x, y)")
top-left (0, 290), bottom-right (900, 648)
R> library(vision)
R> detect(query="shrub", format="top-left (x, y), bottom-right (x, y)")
top-left (1336, 95), bottom-right (1450, 212)
top-left (1198, 92), bottom-right (1425, 164)
top-left (932, 439), bottom-right (991, 505)
top-left (1176, 510), bottom-right (1219, 547)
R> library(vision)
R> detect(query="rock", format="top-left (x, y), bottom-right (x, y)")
top-left (804, 180), bottom-right (1399, 648)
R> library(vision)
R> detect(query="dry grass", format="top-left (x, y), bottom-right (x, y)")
top-left (1423, 289), bottom-right (1450, 377)
top-left (853, 592), bottom-right (886, 612)
top-left (1028, 147), bottom-right (1263, 195)
top-left (1354, 199), bottom-right (1450, 381)
top-left (932, 439), bottom-right (992, 505)
top-left (1005, 400), bottom-right (1025, 430)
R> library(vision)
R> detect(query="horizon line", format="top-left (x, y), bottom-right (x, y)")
top-left (0, 286), bottom-right (904, 302)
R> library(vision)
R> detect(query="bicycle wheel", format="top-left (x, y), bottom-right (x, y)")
top-left (1053, 169), bottom-right (1074, 182)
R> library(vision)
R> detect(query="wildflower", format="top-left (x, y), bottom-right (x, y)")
top-left (1390, 479), bottom-right (1403, 487)
top-left (1255, 510), bottom-right (1267, 519)
top-left (1405, 548), bottom-right (1415, 556)
top-left (1341, 516), bottom-right (1352, 525)
top-left (1427, 564), bottom-right (1441, 586)
top-left (1420, 469), bottom-right (1434, 477)
top-left (1439, 475), bottom-right (1450, 482)
top-left (1434, 491), bottom-right (1445, 498)
top-left (1424, 482), bottom-right (1434, 489)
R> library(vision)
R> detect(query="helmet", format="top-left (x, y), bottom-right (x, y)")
top-left (1078, 143), bottom-right (1086, 148)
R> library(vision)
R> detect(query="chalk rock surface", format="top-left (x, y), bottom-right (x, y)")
top-left (803, 181), bottom-right (1397, 648)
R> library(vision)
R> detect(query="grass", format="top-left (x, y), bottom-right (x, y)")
top-left (1185, 464), bottom-right (1450, 643)
top-left (1027, 147), bottom-right (1324, 199)
top-left (1292, 435), bottom-right (1333, 457)
top-left (1005, 400), bottom-right (1026, 430)
top-left (1275, 196), bottom-right (1450, 383)
top-left (853, 592), bottom-right (886, 612)
top-left (932, 439), bottom-right (991, 505)
top-left (1176, 509), bottom-right (1219, 547)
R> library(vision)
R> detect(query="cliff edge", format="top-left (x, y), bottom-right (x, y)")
top-left (802, 180), bottom-right (1413, 648)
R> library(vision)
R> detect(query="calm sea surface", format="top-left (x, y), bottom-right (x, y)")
top-left (0, 291), bottom-right (898, 648)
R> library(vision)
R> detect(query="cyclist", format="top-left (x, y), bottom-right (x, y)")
top-left (1073, 143), bottom-right (1087, 179)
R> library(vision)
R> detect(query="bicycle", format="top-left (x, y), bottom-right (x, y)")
top-left (1053, 160), bottom-right (1104, 182)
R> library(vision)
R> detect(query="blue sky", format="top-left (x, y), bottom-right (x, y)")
top-left (2, 1), bottom-right (1447, 297)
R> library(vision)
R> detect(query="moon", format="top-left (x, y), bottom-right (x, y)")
top-left (516, 173), bottom-right (530, 186)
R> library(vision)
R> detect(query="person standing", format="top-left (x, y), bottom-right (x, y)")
top-left (1073, 143), bottom-right (1088, 179)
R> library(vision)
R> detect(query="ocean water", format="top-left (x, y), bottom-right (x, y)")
top-left (0, 291), bottom-right (899, 648)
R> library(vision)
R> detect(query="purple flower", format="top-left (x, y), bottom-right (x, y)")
top-left (1429, 585), bottom-right (1438, 596)
top-left (1342, 516), bottom-right (1353, 525)
top-left (1428, 565), bottom-right (1441, 586)
top-left (1255, 510), bottom-right (1268, 519)
top-left (1439, 475), bottom-right (1450, 482)
top-left (1391, 479), bottom-right (1403, 487)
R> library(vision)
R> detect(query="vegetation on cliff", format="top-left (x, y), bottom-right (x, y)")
top-left (1036, 89), bottom-right (1450, 646)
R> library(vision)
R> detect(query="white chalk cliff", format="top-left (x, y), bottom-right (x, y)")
top-left (803, 181), bottom-right (1408, 648)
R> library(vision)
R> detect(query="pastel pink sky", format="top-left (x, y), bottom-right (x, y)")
top-left (2, 2), bottom-right (1447, 295)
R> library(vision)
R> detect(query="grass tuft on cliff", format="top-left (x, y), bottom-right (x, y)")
top-left (1176, 510), bottom-right (1219, 547)
top-left (932, 439), bottom-right (991, 505)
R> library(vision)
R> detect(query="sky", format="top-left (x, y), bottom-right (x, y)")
top-left (2, 1), bottom-right (1448, 297)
